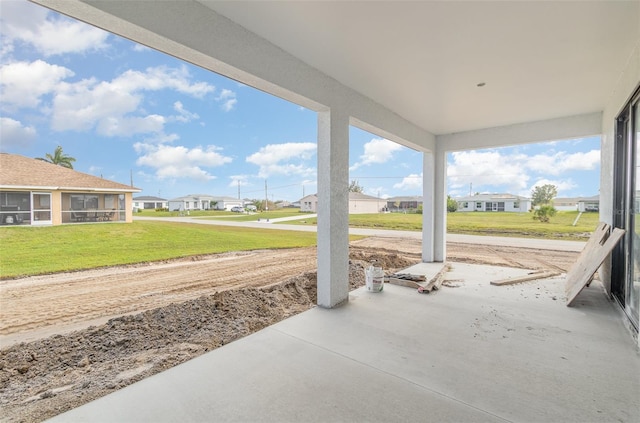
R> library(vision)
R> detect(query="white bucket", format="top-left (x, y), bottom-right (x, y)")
top-left (365, 265), bottom-right (384, 292)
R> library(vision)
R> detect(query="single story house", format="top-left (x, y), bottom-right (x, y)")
top-left (456, 194), bottom-right (531, 212)
top-left (301, 192), bottom-right (384, 214)
top-left (211, 196), bottom-right (245, 211)
top-left (133, 196), bottom-right (168, 211)
top-left (553, 195), bottom-right (599, 212)
top-left (386, 196), bottom-right (423, 212)
top-left (0, 153), bottom-right (139, 225)
top-left (299, 194), bottom-right (318, 213)
top-left (168, 194), bottom-right (217, 211)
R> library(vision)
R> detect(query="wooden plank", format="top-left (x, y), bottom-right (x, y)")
top-left (490, 271), bottom-right (560, 286)
top-left (387, 277), bottom-right (422, 289)
top-left (565, 223), bottom-right (625, 306)
top-left (418, 264), bottom-right (450, 294)
top-left (386, 265), bottom-right (450, 294)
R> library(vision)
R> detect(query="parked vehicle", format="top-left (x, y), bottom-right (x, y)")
top-left (230, 206), bottom-right (245, 213)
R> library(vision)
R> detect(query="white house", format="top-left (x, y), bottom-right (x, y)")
top-left (553, 196), bottom-right (599, 212)
top-left (456, 194), bottom-right (531, 213)
top-left (211, 196), bottom-right (244, 211)
top-left (386, 196), bottom-right (423, 212)
top-left (301, 192), bottom-right (383, 214)
top-left (300, 194), bottom-right (317, 213)
top-left (168, 194), bottom-right (216, 211)
top-left (132, 196), bottom-right (168, 211)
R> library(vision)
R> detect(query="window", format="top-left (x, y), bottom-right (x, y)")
top-left (514, 201), bottom-right (520, 208)
top-left (70, 194), bottom-right (98, 210)
top-left (476, 202), bottom-right (482, 209)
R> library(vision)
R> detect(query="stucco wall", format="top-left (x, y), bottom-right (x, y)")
top-left (600, 37), bottom-right (640, 295)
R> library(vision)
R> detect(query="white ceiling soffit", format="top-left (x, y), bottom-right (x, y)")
top-left (204, 1), bottom-right (639, 135)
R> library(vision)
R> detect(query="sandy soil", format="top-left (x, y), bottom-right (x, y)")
top-left (0, 237), bottom-right (579, 422)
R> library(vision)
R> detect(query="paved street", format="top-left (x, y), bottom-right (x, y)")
top-left (134, 215), bottom-right (586, 252)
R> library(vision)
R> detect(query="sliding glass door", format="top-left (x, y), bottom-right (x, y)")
top-left (613, 87), bottom-right (640, 330)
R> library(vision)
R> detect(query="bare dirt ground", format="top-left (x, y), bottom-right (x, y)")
top-left (0, 237), bottom-right (579, 423)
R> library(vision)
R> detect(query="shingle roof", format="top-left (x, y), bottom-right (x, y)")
top-left (0, 153), bottom-right (140, 192)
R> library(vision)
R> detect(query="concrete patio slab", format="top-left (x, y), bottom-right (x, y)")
top-left (48, 263), bottom-right (639, 423)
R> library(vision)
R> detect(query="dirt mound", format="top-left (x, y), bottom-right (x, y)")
top-left (0, 278), bottom-right (315, 423)
top-left (0, 251), bottom-right (418, 423)
top-left (349, 246), bottom-right (419, 270)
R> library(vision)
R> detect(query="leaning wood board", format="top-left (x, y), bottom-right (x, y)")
top-left (565, 222), bottom-right (625, 306)
top-left (491, 271), bottom-right (560, 286)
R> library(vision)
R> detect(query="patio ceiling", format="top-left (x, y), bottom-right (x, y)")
top-left (203, 1), bottom-right (639, 135)
top-left (33, 1), bottom-right (638, 142)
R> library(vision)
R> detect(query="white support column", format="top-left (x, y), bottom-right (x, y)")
top-left (422, 151), bottom-right (435, 262)
top-left (433, 148), bottom-right (447, 262)
top-left (317, 109), bottom-right (350, 308)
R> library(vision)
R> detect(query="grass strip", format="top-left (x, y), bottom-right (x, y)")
top-left (0, 221), bottom-right (318, 279)
top-left (289, 211), bottom-right (599, 239)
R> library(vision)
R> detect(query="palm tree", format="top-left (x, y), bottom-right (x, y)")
top-left (36, 146), bottom-right (76, 169)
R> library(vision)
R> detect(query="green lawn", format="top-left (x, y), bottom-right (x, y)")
top-left (136, 209), bottom-right (235, 218)
top-left (200, 211), bottom-right (307, 222)
top-left (136, 209), bottom-right (308, 222)
top-left (0, 210), bottom-right (599, 279)
top-left (447, 211), bottom-right (599, 238)
top-left (290, 211), bottom-right (600, 239)
top-left (0, 221), bottom-right (318, 279)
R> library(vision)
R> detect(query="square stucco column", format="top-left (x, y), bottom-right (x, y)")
top-left (433, 148), bottom-right (447, 262)
top-left (317, 109), bottom-right (350, 308)
top-left (422, 151), bottom-right (435, 262)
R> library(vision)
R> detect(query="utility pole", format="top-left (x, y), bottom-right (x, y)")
top-left (237, 180), bottom-right (240, 199)
top-left (469, 182), bottom-right (472, 196)
top-left (265, 180), bottom-right (268, 211)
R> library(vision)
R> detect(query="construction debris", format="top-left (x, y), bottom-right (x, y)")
top-left (386, 264), bottom-right (450, 294)
top-left (490, 271), bottom-right (561, 286)
top-left (566, 222), bottom-right (625, 306)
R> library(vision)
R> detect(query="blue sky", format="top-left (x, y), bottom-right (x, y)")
top-left (0, 0), bottom-right (600, 202)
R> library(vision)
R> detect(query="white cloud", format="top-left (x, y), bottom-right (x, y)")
top-left (216, 89), bottom-right (237, 111)
top-left (96, 115), bottom-right (166, 137)
top-left (0, 60), bottom-right (74, 110)
top-left (134, 143), bottom-right (232, 181)
top-left (448, 148), bottom-right (599, 196)
top-left (393, 173), bottom-right (423, 190)
top-left (0, 0), bottom-right (109, 56)
top-left (526, 150), bottom-right (600, 175)
top-left (529, 178), bottom-right (577, 195)
top-left (350, 138), bottom-right (402, 171)
top-left (246, 142), bottom-right (316, 178)
top-left (0, 117), bottom-right (37, 147)
top-left (364, 186), bottom-right (387, 198)
top-left (448, 150), bottom-right (529, 192)
top-left (50, 65), bottom-right (214, 136)
top-left (228, 174), bottom-right (250, 188)
top-left (113, 66), bottom-right (215, 98)
top-left (132, 44), bottom-right (151, 52)
top-left (172, 101), bottom-right (200, 123)
top-left (142, 132), bottom-right (180, 144)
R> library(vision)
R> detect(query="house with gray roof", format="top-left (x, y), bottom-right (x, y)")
top-left (455, 194), bottom-right (531, 213)
top-left (301, 192), bottom-right (384, 214)
top-left (133, 196), bottom-right (168, 211)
